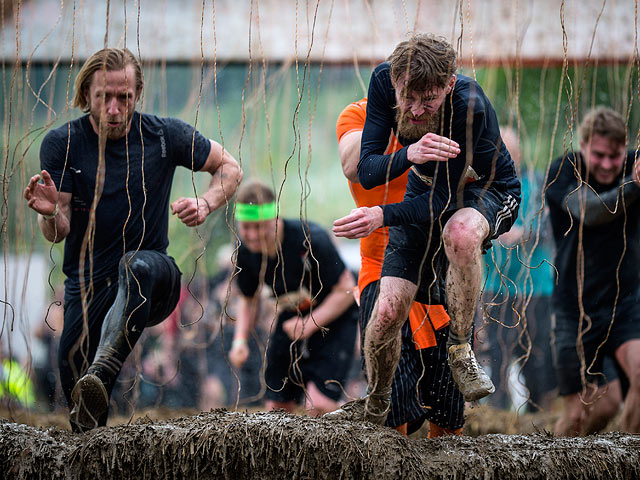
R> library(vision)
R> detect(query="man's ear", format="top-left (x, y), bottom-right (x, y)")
top-left (446, 75), bottom-right (456, 94)
top-left (579, 138), bottom-right (587, 153)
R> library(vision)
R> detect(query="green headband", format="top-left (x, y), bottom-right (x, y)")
top-left (236, 201), bottom-right (277, 222)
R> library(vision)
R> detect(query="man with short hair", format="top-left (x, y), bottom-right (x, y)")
top-left (24, 47), bottom-right (242, 431)
top-left (545, 106), bottom-right (640, 434)
top-left (327, 33), bottom-right (520, 424)
top-left (335, 97), bottom-right (464, 436)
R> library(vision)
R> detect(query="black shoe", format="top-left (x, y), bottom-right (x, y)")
top-left (69, 373), bottom-right (109, 432)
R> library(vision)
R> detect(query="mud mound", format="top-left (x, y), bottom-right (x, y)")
top-left (1, 410), bottom-right (639, 480)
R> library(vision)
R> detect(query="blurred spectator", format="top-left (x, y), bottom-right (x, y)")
top-left (0, 355), bottom-right (35, 409)
top-left (135, 286), bottom-right (200, 410)
top-left (31, 289), bottom-right (65, 411)
top-left (477, 127), bottom-right (556, 411)
top-left (201, 265), bottom-right (269, 410)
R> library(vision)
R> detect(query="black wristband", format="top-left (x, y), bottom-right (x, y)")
top-left (201, 197), bottom-right (212, 215)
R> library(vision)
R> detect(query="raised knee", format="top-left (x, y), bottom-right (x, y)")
top-left (119, 251), bottom-right (153, 280)
top-left (375, 300), bottom-right (406, 330)
top-left (443, 219), bottom-right (484, 266)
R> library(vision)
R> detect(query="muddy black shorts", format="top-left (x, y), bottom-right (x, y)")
top-left (264, 305), bottom-right (358, 404)
top-left (552, 291), bottom-right (640, 396)
top-left (359, 281), bottom-right (465, 430)
top-left (381, 180), bottom-right (519, 304)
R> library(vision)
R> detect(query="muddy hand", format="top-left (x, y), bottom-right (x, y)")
top-left (170, 197), bottom-right (209, 227)
top-left (24, 170), bottom-right (58, 216)
top-left (333, 206), bottom-right (383, 239)
top-left (407, 132), bottom-right (460, 165)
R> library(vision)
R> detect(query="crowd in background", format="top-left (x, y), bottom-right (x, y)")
top-left (2, 196), bottom-right (557, 416)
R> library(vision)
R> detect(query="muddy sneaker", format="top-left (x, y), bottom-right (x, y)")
top-left (323, 393), bottom-right (390, 425)
top-left (448, 343), bottom-right (495, 402)
top-left (69, 373), bottom-right (109, 433)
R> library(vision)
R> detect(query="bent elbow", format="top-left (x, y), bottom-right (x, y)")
top-left (356, 169), bottom-right (377, 190)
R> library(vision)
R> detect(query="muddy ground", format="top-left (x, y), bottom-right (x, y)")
top-left (1, 405), bottom-right (639, 479)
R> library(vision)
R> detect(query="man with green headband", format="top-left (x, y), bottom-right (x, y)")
top-left (229, 179), bottom-right (359, 415)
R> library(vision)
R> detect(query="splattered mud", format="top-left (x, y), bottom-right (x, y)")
top-left (0, 407), bottom-right (638, 479)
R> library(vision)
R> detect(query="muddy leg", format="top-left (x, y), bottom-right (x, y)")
top-left (363, 276), bottom-right (416, 399)
top-left (615, 339), bottom-right (640, 433)
top-left (443, 208), bottom-right (494, 401)
top-left (324, 276), bottom-right (416, 424)
top-left (70, 251), bottom-right (181, 432)
top-left (443, 207), bottom-right (488, 344)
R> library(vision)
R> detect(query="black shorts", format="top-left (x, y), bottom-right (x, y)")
top-left (552, 292), bottom-right (640, 396)
top-left (382, 180), bottom-right (519, 304)
top-left (360, 281), bottom-right (465, 430)
top-left (264, 305), bottom-right (358, 404)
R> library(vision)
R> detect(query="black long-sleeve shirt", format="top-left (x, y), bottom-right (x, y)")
top-left (358, 63), bottom-right (520, 226)
top-left (545, 150), bottom-right (640, 315)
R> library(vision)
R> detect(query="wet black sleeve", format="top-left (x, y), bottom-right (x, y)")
top-left (381, 187), bottom-right (449, 226)
top-left (565, 177), bottom-right (640, 227)
top-left (357, 64), bottom-right (413, 190)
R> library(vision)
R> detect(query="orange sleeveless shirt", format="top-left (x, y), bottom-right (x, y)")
top-left (336, 99), bottom-right (449, 348)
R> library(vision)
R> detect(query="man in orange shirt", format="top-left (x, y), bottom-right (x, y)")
top-left (333, 98), bottom-right (464, 436)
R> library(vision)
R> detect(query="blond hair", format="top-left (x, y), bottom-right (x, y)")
top-left (72, 48), bottom-right (143, 112)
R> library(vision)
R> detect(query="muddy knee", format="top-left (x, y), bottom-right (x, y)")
top-left (373, 297), bottom-right (409, 335)
top-left (443, 219), bottom-right (485, 267)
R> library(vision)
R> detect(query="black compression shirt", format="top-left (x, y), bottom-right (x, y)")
top-left (41, 112), bottom-right (211, 294)
top-left (545, 150), bottom-right (640, 314)
top-left (359, 62), bottom-right (520, 226)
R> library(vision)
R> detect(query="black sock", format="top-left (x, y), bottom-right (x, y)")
top-left (447, 329), bottom-right (472, 349)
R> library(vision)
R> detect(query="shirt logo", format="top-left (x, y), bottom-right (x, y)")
top-left (158, 129), bottom-right (167, 158)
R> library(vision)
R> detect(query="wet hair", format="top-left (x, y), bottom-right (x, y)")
top-left (579, 106), bottom-right (626, 146)
top-left (236, 179), bottom-right (275, 205)
top-left (72, 48), bottom-right (143, 112)
top-left (388, 33), bottom-right (457, 94)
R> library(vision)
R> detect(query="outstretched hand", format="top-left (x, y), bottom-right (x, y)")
top-left (24, 170), bottom-right (58, 216)
top-left (407, 132), bottom-right (460, 165)
top-left (170, 197), bottom-right (210, 227)
top-left (332, 206), bottom-right (384, 239)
